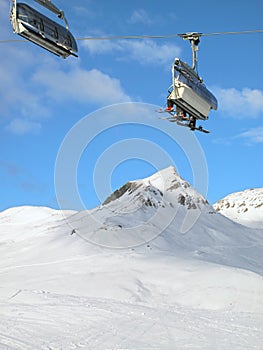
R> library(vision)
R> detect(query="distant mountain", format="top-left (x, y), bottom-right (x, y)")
top-left (67, 166), bottom-right (216, 249)
top-left (0, 205), bottom-right (75, 224)
top-left (213, 188), bottom-right (263, 228)
top-left (65, 166), bottom-right (263, 274)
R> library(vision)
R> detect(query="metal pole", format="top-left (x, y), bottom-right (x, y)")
top-left (34, 0), bottom-right (69, 29)
top-left (190, 38), bottom-right (198, 71)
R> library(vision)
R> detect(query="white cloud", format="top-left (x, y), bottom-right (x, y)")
top-left (214, 126), bottom-right (263, 145)
top-left (123, 40), bottom-right (181, 66)
top-left (80, 39), bottom-right (123, 55)
top-left (236, 127), bottom-right (263, 144)
top-left (1, 48), bottom-right (130, 132)
top-left (32, 66), bottom-right (131, 105)
top-left (0, 18), bottom-right (130, 134)
top-left (6, 118), bottom-right (41, 135)
top-left (129, 9), bottom-right (152, 25)
top-left (213, 87), bottom-right (263, 118)
top-left (73, 5), bottom-right (93, 18)
top-left (0, 0), bottom-right (52, 135)
top-left (0, 51), bottom-right (51, 135)
top-left (82, 39), bottom-right (181, 66)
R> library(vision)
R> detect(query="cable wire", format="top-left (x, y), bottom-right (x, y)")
top-left (1, 29), bottom-right (263, 44)
top-left (76, 29), bottom-right (263, 41)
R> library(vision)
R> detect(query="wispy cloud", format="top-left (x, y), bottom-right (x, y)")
top-left (2, 57), bottom-right (130, 134)
top-left (0, 0), bottom-right (51, 135)
top-left (81, 39), bottom-right (181, 66)
top-left (32, 65), bottom-right (131, 105)
top-left (129, 9), bottom-right (153, 25)
top-left (213, 87), bottom-right (263, 118)
top-left (73, 5), bottom-right (93, 18)
top-left (1, 0), bottom-right (132, 134)
top-left (1, 53), bottom-right (50, 135)
top-left (6, 118), bottom-right (41, 135)
top-left (3, 61), bottom-right (130, 135)
top-left (1, 34), bottom-right (131, 135)
top-left (213, 126), bottom-right (263, 145)
top-left (122, 40), bottom-right (181, 66)
top-left (236, 127), bottom-right (263, 144)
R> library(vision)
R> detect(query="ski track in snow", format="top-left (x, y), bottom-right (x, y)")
top-left (0, 256), bottom-right (91, 274)
top-left (1, 289), bottom-right (263, 350)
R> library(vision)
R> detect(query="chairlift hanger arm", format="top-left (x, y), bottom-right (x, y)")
top-left (34, 0), bottom-right (69, 28)
top-left (178, 32), bottom-right (201, 71)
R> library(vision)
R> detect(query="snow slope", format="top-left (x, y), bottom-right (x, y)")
top-left (214, 188), bottom-right (263, 228)
top-left (0, 167), bottom-right (263, 349)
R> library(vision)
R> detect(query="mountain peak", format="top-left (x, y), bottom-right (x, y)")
top-left (139, 166), bottom-right (186, 192)
top-left (103, 166), bottom-right (208, 211)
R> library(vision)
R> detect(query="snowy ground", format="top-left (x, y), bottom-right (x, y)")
top-left (1, 169), bottom-right (263, 349)
top-left (1, 248), bottom-right (263, 350)
top-left (1, 288), bottom-right (263, 350)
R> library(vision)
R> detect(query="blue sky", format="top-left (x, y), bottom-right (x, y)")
top-left (0, 0), bottom-right (263, 212)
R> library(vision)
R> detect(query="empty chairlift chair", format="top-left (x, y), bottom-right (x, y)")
top-left (10, 0), bottom-right (78, 58)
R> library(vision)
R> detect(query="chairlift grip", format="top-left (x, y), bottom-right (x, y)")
top-left (34, 0), bottom-right (69, 29)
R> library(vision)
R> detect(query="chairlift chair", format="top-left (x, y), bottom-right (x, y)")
top-left (10, 0), bottom-right (78, 58)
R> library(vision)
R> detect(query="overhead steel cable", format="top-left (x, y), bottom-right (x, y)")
top-left (75, 29), bottom-right (263, 41)
top-left (76, 34), bottom-right (180, 41)
top-left (0, 38), bottom-right (27, 43)
top-left (1, 29), bottom-right (263, 44)
top-left (200, 29), bottom-right (263, 36)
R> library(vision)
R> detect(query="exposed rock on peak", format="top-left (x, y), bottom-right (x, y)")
top-left (102, 166), bottom-right (209, 211)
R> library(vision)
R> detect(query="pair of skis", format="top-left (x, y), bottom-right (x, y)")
top-left (157, 109), bottom-right (210, 134)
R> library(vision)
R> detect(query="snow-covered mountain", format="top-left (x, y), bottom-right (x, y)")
top-left (1, 166), bottom-right (263, 349)
top-left (66, 166), bottom-right (263, 273)
top-left (67, 166), bottom-right (213, 249)
top-left (213, 188), bottom-right (263, 228)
